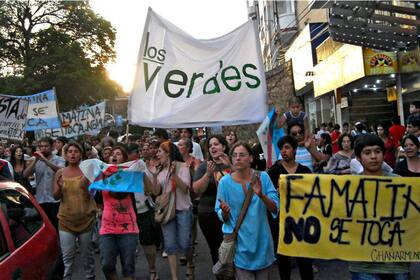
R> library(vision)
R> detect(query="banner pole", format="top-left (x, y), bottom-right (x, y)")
top-left (52, 86), bottom-right (62, 126)
top-left (125, 123), bottom-right (129, 144)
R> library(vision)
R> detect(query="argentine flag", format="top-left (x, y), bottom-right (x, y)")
top-left (13, 89), bottom-right (62, 131)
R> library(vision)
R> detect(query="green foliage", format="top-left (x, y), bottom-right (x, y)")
top-left (0, 0), bottom-right (122, 110)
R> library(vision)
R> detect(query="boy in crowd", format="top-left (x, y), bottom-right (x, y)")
top-left (406, 117), bottom-right (420, 142)
top-left (407, 101), bottom-right (419, 121)
top-left (350, 134), bottom-right (410, 279)
top-left (278, 97), bottom-right (310, 142)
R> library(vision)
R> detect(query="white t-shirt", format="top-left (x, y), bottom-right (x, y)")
top-left (350, 158), bottom-right (393, 174)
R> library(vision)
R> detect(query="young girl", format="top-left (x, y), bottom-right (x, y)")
top-left (278, 97), bottom-right (310, 142)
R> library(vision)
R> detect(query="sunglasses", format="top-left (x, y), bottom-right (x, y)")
top-left (291, 131), bottom-right (303, 136)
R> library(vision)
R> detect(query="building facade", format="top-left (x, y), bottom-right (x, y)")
top-left (253, 0), bottom-right (419, 129)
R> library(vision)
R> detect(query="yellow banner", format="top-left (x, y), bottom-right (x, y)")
top-left (278, 174), bottom-right (420, 262)
top-left (387, 86), bottom-right (397, 102)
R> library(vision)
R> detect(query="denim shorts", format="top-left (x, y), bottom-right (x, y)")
top-left (161, 209), bottom-right (192, 255)
top-left (99, 233), bottom-right (138, 277)
top-left (351, 272), bottom-right (409, 280)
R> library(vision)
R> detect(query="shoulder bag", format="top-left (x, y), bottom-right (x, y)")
top-left (154, 166), bottom-right (178, 224)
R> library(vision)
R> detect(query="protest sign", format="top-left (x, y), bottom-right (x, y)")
top-left (35, 102), bottom-right (106, 139)
top-left (15, 89), bottom-right (61, 131)
top-left (0, 95), bottom-right (29, 140)
top-left (128, 8), bottom-right (267, 128)
top-left (278, 174), bottom-right (420, 262)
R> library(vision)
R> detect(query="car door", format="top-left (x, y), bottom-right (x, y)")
top-left (0, 187), bottom-right (59, 279)
top-left (0, 209), bottom-right (13, 279)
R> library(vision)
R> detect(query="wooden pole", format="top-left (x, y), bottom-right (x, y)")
top-left (125, 123), bottom-right (130, 144)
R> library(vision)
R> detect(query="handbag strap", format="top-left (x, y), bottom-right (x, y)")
top-left (232, 179), bottom-right (255, 240)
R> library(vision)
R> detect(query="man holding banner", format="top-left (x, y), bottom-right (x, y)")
top-left (349, 134), bottom-right (410, 279)
top-left (268, 135), bottom-right (313, 280)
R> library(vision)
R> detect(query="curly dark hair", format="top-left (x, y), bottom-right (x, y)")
top-left (338, 133), bottom-right (354, 150)
top-left (206, 135), bottom-right (229, 160)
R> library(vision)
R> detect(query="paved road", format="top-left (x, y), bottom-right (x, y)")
top-left (73, 228), bottom-right (420, 280)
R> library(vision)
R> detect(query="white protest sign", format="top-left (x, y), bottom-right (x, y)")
top-left (128, 8), bottom-right (267, 128)
top-left (0, 95), bottom-right (29, 140)
top-left (35, 102), bottom-right (106, 139)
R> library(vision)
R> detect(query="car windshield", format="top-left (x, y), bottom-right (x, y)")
top-left (0, 189), bottom-right (43, 247)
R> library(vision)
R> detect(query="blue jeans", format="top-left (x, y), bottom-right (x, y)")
top-left (99, 233), bottom-right (138, 277)
top-left (351, 272), bottom-right (409, 280)
top-left (161, 209), bottom-right (192, 255)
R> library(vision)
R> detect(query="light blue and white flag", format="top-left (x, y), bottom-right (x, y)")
top-left (15, 89), bottom-right (61, 131)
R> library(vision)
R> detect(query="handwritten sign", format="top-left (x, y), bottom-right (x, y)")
top-left (13, 89), bottom-right (61, 131)
top-left (35, 102), bottom-right (105, 139)
top-left (278, 174), bottom-right (420, 262)
top-left (0, 95), bottom-right (29, 140)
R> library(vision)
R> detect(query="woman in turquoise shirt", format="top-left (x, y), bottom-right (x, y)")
top-left (215, 142), bottom-right (279, 279)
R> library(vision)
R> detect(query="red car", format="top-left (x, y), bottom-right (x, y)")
top-left (0, 182), bottom-right (60, 279)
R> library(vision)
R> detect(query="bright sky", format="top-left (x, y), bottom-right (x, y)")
top-left (90, 0), bottom-right (248, 93)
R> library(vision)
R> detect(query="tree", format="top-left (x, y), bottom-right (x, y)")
top-left (0, 0), bottom-right (123, 110)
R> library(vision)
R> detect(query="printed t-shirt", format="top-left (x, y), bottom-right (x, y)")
top-left (100, 191), bottom-right (139, 235)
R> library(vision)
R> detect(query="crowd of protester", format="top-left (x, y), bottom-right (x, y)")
top-left (0, 100), bottom-right (418, 280)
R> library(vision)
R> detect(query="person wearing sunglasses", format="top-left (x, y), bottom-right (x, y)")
top-left (277, 123), bottom-right (326, 171)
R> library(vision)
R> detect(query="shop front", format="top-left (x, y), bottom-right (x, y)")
top-left (313, 43), bottom-right (419, 126)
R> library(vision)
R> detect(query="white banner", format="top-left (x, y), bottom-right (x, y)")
top-left (35, 102), bottom-right (106, 139)
top-left (0, 95), bottom-right (29, 140)
top-left (128, 8), bottom-right (267, 128)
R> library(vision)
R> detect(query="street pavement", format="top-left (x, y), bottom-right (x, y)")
top-left (73, 228), bottom-right (420, 280)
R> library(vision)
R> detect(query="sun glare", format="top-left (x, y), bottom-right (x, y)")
top-left (107, 63), bottom-right (137, 93)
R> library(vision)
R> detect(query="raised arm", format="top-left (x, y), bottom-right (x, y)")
top-left (23, 159), bottom-right (37, 178)
top-left (192, 161), bottom-right (214, 194)
top-left (171, 162), bottom-right (190, 193)
top-left (251, 172), bottom-right (277, 213)
top-left (53, 169), bottom-right (63, 200)
top-left (143, 173), bottom-right (160, 196)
